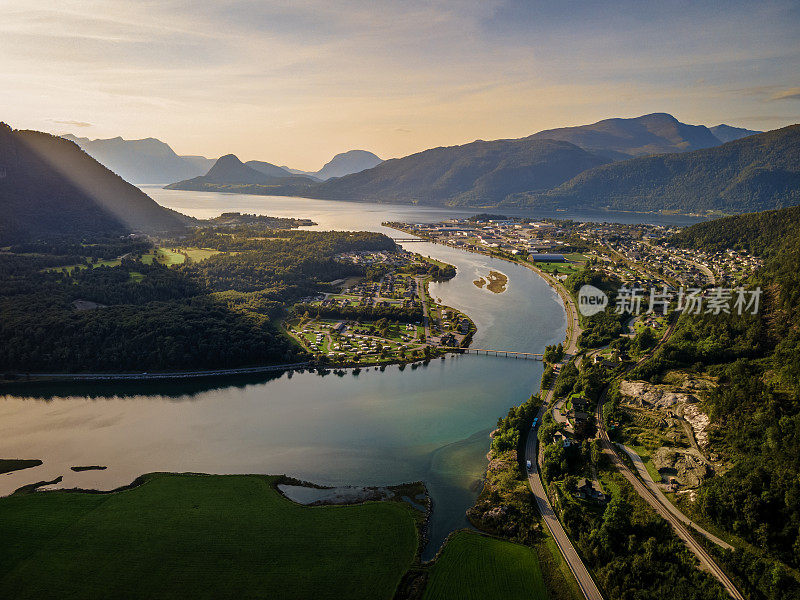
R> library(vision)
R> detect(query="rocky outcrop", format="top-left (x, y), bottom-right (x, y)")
top-left (652, 447), bottom-right (712, 488)
top-left (620, 380), bottom-right (697, 408)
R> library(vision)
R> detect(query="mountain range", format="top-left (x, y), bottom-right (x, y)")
top-left (0, 124), bottom-right (191, 243)
top-left (63, 134), bottom-right (382, 184)
top-left (62, 134), bottom-right (215, 184)
top-left (524, 112), bottom-right (748, 160)
top-left (165, 154), bottom-right (318, 195)
top-left (297, 113), bottom-right (777, 212)
top-left (528, 124), bottom-right (800, 214)
top-left (282, 150), bottom-right (383, 180)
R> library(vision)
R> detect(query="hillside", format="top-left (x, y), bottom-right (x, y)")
top-left (0, 123), bottom-right (191, 243)
top-left (669, 204), bottom-right (800, 256)
top-left (529, 125), bottom-right (800, 214)
top-left (166, 154), bottom-right (317, 194)
top-left (62, 134), bottom-right (212, 183)
top-left (306, 138), bottom-right (611, 205)
top-left (641, 206), bottom-right (800, 594)
top-left (315, 150), bottom-right (383, 179)
top-left (526, 112), bottom-right (725, 160)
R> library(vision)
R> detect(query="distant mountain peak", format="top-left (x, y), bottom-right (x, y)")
top-left (709, 124), bottom-right (762, 143)
top-left (203, 154), bottom-right (272, 184)
top-left (315, 150), bottom-right (382, 180)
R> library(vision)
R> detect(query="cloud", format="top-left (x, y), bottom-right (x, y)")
top-left (770, 88), bottom-right (800, 101)
top-left (48, 119), bottom-right (93, 128)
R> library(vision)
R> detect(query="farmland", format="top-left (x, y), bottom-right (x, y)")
top-left (0, 473), bottom-right (418, 600)
top-left (422, 531), bottom-right (548, 600)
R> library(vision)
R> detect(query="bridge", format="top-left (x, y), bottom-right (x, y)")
top-left (441, 347), bottom-right (543, 360)
top-left (391, 237), bottom-right (428, 242)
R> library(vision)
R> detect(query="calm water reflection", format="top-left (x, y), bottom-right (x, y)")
top-left (0, 189), bottom-right (698, 557)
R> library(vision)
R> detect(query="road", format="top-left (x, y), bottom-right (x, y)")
top-left (523, 285), bottom-right (603, 600)
top-left (520, 262), bottom-right (582, 355)
top-left (8, 362), bottom-right (311, 381)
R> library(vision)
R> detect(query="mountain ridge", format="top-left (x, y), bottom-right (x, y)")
top-left (524, 124), bottom-right (800, 214)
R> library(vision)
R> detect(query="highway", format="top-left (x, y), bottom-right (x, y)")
top-left (526, 374), bottom-right (604, 600)
top-left (523, 282), bottom-right (605, 600)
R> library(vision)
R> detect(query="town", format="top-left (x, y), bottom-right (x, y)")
top-left (285, 249), bottom-right (475, 365)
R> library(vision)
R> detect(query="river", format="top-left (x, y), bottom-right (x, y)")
top-left (0, 188), bottom-right (703, 558)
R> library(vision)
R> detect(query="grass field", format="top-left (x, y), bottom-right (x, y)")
top-left (182, 248), bottom-right (221, 263)
top-left (0, 473), bottom-right (418, 600)
top-left (423, 531), bottom-right (548, 600)
top-left (534, 261), bottom-right (581, 275)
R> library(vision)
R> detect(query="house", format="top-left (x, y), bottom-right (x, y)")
top-left (571, 395), bottom-right (590, 413)
top-left (440, 333), bottom-right (457, 347)
top-left (574, 478), bottom-right (607, 503)
top-left (332, 322), bottom-right (347, 333)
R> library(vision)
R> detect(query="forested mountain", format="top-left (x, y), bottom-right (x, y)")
top-left (305, 138), bottom-right (611, 205)
top-left (669, 205), bottom-right (800, 256)
top-left (166, 154), bottom-right (317, 193)
top-left (62, 134), bottom-right (213, 183)
top-left (0, 123), bottom-right (191, 243)
top-left (281, 150), bottom-right (382, 180)
top-left (526, 112), bottom-right (725, 160)
top-left (528, 125), bottom-right (800, 214)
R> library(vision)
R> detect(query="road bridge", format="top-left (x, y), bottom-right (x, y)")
top-left (442, 347), bottom-right (543, 360)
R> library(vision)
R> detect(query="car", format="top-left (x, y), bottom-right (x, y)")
top-left (526, 460), bottom-right (532, 471)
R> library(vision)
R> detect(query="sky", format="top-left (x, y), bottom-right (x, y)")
top-left (1, 0), bottom-right (798, 170)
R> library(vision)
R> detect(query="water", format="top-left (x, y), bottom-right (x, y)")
top-left (0, 189), bottom-right (699, 558)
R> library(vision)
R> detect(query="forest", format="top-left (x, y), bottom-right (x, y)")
top-left (0, 228), bottom-right (397, 373)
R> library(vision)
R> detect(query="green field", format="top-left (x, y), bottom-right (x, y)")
top-left (182, 247), bottom-right (221, 263)
top-left (534, 261), bottom-right (581, 275)
top-left (0, 473), bottom-right (418, 600)
top-left (423, 531), bottom-right (548, 600)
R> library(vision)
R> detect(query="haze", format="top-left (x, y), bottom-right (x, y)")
top-left (2, 0), bottom-right (798, 169)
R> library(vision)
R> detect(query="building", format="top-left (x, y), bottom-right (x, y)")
top-left (574, 478), bottom-right (607, 503)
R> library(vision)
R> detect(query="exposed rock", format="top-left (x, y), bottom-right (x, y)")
top-left (620, 380), bottom-right (697, 408)
top-left (680, 401), bottom-right (711, 448)
top-left (652, 447), bottom-right (712, 488)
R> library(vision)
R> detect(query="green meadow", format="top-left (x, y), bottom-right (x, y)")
top-left (0, 473), bottom-right (418, 600)
top-left (423, 531), bottom-right (548, 600)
